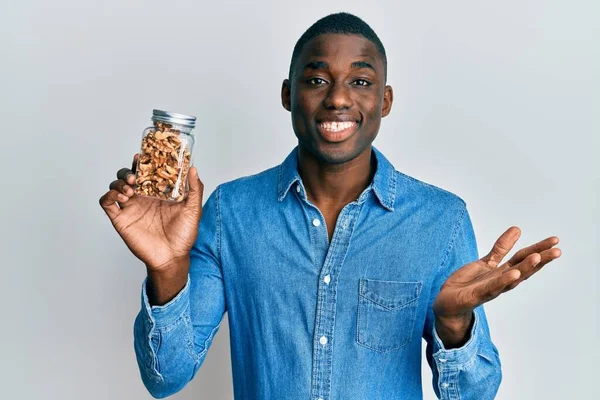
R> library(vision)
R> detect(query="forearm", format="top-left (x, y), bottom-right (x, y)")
top-left (429, 308), bottom-right (502, 400)
top-left (146, 255), bottom-right (190, 306)
top-left (134, 304), bottom-right (199, 398)
top-left (133, 187), bottom-right (226, 398)
top-left (134, 275), bottom-right (198, 397)
top-left (134, 269), bottom-right (226, 398)
top-left (434, 312), bottom-right (474, 349)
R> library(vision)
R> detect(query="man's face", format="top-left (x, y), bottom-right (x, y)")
top-left (282, 33), bottom-right (393, 164)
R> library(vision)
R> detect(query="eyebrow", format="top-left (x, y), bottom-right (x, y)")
top-left (303, 60), bottom-right (376, 72)
top-left (351, 61), bottom-right (375, 71)
top-left (304, 61), bottom-right (328, 70)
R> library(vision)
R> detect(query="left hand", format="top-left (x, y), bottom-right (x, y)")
top-left (433, 226), bottom-right (562, 325)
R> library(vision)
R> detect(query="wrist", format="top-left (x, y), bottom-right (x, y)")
top-left (434, 312), bottom-right (474, 349)
top-left (146, 255), bottom-right (190, 306)
top-left (146, 253), bottom-right (190, 273)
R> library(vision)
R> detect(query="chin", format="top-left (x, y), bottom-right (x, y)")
top-left (312, 141), bottom-right (367, 165)
top-left (296, 127), bottom-right (374, 165)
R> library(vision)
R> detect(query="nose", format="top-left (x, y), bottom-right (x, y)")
top-left (322, 81), bottom-right (353, 110)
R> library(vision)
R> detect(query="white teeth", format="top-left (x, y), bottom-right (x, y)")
top-left (319, 121), bottom-right (357, 132)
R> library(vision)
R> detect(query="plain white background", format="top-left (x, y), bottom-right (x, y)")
top-left (1, 0), bottom-right (598, 399)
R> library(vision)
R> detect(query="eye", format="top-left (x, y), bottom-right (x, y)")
top-left (307, 77), bottom-right (327, 85)
top-left (353, 79), bottom-right (372, 87)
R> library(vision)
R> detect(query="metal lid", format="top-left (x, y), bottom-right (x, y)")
top-left (151, 109), bottom-right (196, 129)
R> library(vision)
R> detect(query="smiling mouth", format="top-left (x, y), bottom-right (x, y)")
top-left (317, 121), bottom-right (359, 142)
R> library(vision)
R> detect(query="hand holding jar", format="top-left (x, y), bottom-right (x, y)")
top-left (98, 110), bottom-right (203, 304)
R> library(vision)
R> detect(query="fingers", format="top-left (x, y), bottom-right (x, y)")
top-left (501, 247), bottom-right (562, 292)
top-left (110, 177), bottom-right (134, 195)
top-left (99, 189), bottom-right (130, 219)
top-left (535, 246), bottom-right (562, 270)
top-left (116, 167), bottom-right (136, 187)
top-left (116, 153), bottom-right (139, 185)
top-left (472, 268), bottom-right (522, 305)
top-left (186, 166), bottom-right (204, 211)
top-left (466, 234), bottom-right (562, 306)
top-left (100, 155), bottom-right (140, 219)
top-left (501, 236), bottom-right (560, 270)
top-left (109, 177), bottom-right (135, 208)
top-left (482, 226), bottom-right (522, 266)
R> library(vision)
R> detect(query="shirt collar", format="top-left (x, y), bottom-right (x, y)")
top-left (277, 145), bottom-right (397, 211)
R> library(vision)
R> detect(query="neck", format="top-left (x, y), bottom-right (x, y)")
top-left (297, 145), bottom-right (375, 208)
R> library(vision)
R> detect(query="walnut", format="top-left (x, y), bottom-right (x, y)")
top-left (134, 122), bottom-right (192, 202)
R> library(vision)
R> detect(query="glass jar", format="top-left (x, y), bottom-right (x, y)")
top-left (135, 109), bottom-right (196, 202)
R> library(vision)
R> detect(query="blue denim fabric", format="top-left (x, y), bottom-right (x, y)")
top-left (134, 146), bottom-right (502, 399)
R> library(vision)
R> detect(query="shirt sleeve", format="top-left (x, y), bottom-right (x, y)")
top-left (133, 185), bottom-right (227, 398)
top-left (423, 205), bottom-right (502, 400)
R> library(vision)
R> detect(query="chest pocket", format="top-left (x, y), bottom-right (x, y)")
top-left (356, 279), bottom-right (423, 353)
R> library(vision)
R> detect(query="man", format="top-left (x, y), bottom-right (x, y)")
top-left (100, 12), bottom-right (561, 400)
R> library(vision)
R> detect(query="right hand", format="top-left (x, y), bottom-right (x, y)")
top-left (99, 154), bottom-right (204, 272)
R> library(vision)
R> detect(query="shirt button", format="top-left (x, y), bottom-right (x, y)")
top-left (317, 398), bottom-right (323, 400)
top-left (441, 382), bottom-right (449, 388)
top-left (323, 275), bottom-right (331, 284)
top-left (319, 336), bottom-right (328, 346)
top-left (296, 184), bottom-right (301, 193)
top-left (312, 218), bottom-right (321, 227)
top-left (439, 358), bottom-right (447, 363)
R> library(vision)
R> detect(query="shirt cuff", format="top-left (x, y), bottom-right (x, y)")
top-left (432, 310), bottom-right (480, 369)
top-left (141, 274), bottom-right (191, 329)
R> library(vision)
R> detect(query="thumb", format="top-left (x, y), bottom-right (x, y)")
top-left (482, 226), bottom-right (521, 266)
top-left (185, 166), bottom-right (204, 210)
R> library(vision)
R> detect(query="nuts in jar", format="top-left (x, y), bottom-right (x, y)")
top-left (135, 110), bottom-right (196, 202)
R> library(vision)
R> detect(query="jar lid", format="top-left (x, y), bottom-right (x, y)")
top-left (151, 109), bottom-right (196, 129)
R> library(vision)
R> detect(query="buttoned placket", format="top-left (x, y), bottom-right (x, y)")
top-left (436, 358), bottom-right (459, 400)
top-left (294, 182), bottom-right (366, 400)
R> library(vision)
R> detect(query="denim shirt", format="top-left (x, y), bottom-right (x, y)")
top-left (133, 146), bottom-right (502, 399)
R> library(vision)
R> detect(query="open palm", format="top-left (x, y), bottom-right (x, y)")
top-left (433, 227), bottom-right (562, 319)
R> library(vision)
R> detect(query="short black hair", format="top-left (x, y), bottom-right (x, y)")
top-left (288, 12), bottom-right (387, 81)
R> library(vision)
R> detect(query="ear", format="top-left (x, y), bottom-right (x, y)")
top-left (281, 79), bottom-right (291, 112)
top-left (381, 85), bottom-right (393, 117)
